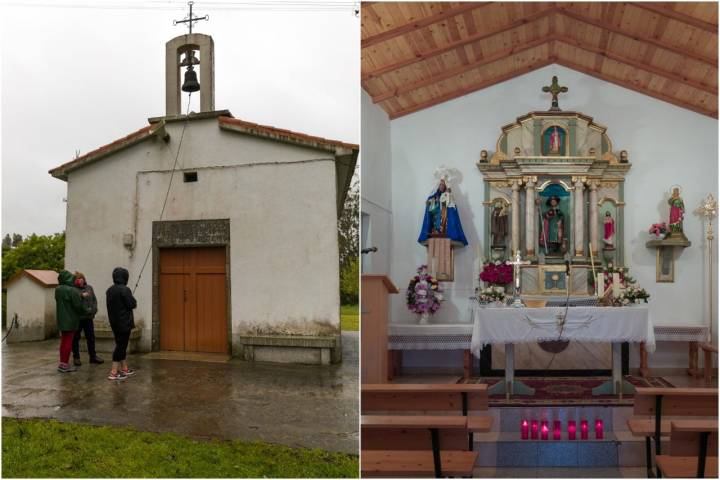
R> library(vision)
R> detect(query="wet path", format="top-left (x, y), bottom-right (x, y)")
top-left (2, 333), bottom-right (358, 454)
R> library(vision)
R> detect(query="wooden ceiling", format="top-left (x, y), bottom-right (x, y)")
top-left (361, 2), bottom-right (718, 119)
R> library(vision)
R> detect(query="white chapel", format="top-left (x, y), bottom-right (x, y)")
top-left (50, 31), bottom-right (357, 365)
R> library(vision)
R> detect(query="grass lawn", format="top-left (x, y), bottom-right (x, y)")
top-left (2, 418), bottom-right (358, 478)
top-left (340, 304), bottom-right (358, 331)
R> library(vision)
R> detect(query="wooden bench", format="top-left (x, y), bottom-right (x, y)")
top-left (361, 384), bottom-right (492, 450)
top-left (700, 343), bottom-right (717, 385)
top-left (655, 420), bottom-right (718, 478)
top-left (361, 415), bottom-right (478, 478)
top-left (627, 387), bottom-right (718, 477)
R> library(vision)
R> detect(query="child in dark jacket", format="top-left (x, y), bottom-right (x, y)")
top-left (105, 267), bottom-right (137, 380)
top-left (55, 270), bottom-right (89, 372)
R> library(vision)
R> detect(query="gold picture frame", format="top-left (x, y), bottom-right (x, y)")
top-left (539, 265), bottom-right (571, 294)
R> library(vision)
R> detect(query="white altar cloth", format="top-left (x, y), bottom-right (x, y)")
top-left (470, 305), bottom-right (655, 357)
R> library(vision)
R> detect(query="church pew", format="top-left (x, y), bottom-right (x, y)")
top-left (627, 387), bottom-right (718, 478)
top-left (361, 383), bottom-right (492, 450)
top-left (361, 415), bottom-right (478, 478)
top-left (655, 420), bottom-right (718, 478)
top-left (700, 343), bottom-right (717, 385)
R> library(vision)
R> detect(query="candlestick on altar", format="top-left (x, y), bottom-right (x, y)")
top-left (612, 272), bottom-right (621, 297)
top-left (474, 244), bottom-right (483, 290)
top-left (589, 243), bottom-right (598, 295)
top-left (597, 273), bottom-right (605, 297)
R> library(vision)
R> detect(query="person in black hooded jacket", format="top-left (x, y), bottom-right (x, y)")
top-left (106, 267), bottom-right (137, 380)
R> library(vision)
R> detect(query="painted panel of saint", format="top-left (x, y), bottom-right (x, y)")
top-left (542, 126), bottom-right (567, 156)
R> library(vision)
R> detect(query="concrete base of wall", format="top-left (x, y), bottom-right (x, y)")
top-left (239, 334), bottom-right (342, 365)
top-left (6, 324), bottom-right (50, 343)
top-left (6, 317), bottom-right (57, 343)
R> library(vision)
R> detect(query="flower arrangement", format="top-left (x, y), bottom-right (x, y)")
top-left (648, 222), bottom-right (668, 238)
top-left (475, 286), bottom-right (507, 304)
top-left (479, 261), bottom-right (513, 286)
top-left (406, 265), bottom-right (444, 315)
top-left (617, 283), bottom-right (651, 305)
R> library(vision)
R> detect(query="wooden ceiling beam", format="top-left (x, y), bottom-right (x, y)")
top-left (371, 37), bottom-right (551, 103)
top-left (555, 56), bottom-right (717, 118)
top-left (361, 2), bottom-right (490, 49)
top-left (629, 2), bottom-right (718, 33)
top-left (387, 57), bottom-right (557, 119)
top-left (362, 8), bottom-right (557, 81)
top-left (559, 7), bottom-right (717, 67)
top-left (557, 35), bottom-right (717, 94)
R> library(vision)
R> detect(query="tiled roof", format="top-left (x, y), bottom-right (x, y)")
top-left (49, 124), bottom-right (163, 180)
top-left (49, 114), bottom-right (358, 181)
top-left (5, 269), bottom-right (59, 288)
top-left (218, 116), bottom-right (358, 152)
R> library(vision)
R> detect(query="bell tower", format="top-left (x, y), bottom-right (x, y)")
top-left (166, 2), bottom-right (214, 115)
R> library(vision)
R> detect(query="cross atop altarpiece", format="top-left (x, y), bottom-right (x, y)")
top-left (542, 76), bottom-right (568, 111)
top-left (173, 1), bottom-right (209, 34)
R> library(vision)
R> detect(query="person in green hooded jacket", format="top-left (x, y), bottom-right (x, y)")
top-left (56, 270), bottom-right (90, 372)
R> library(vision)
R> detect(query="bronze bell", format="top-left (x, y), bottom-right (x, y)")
top-left (182, 65), bottom-right (200, 92)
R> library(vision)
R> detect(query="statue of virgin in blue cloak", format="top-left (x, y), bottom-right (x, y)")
top-left (418, 179), bottom-right (468, 246)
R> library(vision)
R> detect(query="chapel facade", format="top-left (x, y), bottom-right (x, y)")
top-left (49, 33), bottom-right (358, 364)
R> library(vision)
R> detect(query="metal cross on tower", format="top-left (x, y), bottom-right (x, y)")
top-left (173, 1), bottom-right (209, 34)
top-left (542, 76), bottom-right (568, 112)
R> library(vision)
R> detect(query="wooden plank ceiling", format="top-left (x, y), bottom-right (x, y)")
top-left (361, 2), bottom-right (718, 119)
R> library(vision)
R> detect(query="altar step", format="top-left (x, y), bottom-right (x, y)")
top-left (472, 405), bottom-right (645, 467)
top-left (473, 432), bottom-right (644, 467)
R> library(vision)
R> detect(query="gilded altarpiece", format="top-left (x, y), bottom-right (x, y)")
top-left (477, 110), bottom-right (632, 373)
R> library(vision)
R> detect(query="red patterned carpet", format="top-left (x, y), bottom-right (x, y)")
top-left (459, 376), bottom-right (674, 406)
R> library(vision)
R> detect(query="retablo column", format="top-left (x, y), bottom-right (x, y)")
top-left (525, 178), bottom-right (536, 256)
top-left (589, 181), bottom-right (599, 256)
top-left (511, 180), bottom-right (520, 256)
top-left (574, 178), bottom-right (585, 257)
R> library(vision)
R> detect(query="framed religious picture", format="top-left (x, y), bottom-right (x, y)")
top-left (539, 265), bottom-right (570, 294)
top-left (541, 125), bottom-right (567, 156)
top-left (656, 247), bottom-right (674, 282)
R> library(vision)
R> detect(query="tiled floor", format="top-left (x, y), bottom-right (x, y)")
top-left (473, 467), bottom-right (646, 478)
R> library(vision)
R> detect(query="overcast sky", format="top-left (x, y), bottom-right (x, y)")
top-left (0, 0), bottom-right (360, 236)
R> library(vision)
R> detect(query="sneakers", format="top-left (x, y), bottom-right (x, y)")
top-left (107, 370), bottom-right (127, 381)
top-left (57, 363), bottom-right (77, 373)
top-left (121, 368), bottom-right (135, 376)
top-left (73, 357), bottom-right (82, 366)
top-left (89, 356), bottom-right (104, 364)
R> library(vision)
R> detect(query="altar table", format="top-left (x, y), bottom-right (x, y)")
top-left (470, 305), bottom-right (656, 397)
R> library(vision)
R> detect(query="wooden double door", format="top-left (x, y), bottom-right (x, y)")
top-left (159, 247), bottom-right (228, 353)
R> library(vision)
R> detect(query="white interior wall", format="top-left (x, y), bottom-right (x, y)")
top-left (374, 64), bottom-right (718, 369)
top-left (361, 91), bottom-right (393, 275)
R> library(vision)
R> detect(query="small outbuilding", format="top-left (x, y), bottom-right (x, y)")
top-left (5, 269), bottom-right (59, 342)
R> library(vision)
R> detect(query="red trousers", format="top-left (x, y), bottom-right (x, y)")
top-left (59, 331), bottom-right (75, 364)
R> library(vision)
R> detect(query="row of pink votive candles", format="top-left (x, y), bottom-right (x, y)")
top-left (520, 419), bottom-right (603, 440)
